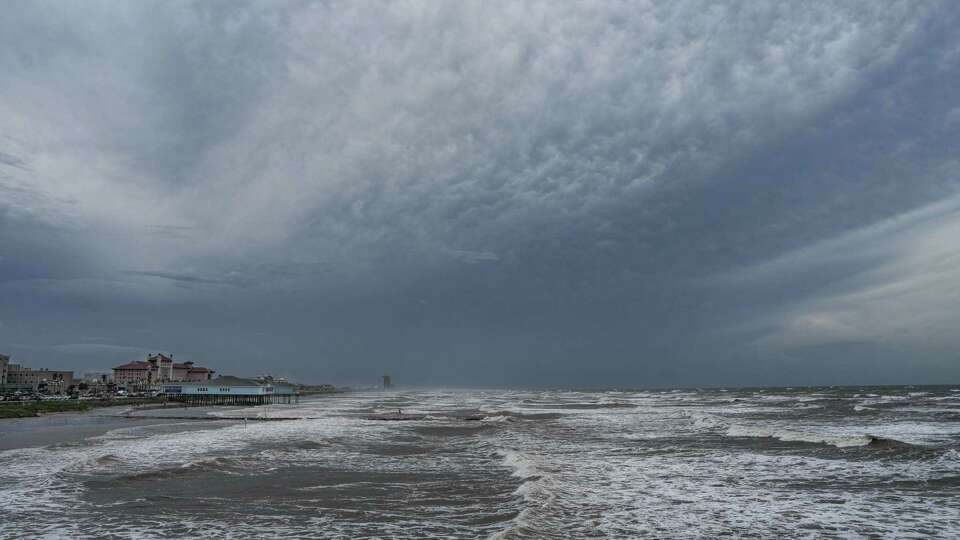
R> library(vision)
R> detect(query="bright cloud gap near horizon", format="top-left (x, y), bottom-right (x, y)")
top-left (1, 1), bottom-right (959, 387)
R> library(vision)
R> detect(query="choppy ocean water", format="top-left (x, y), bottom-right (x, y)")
top-left (1, 386), bottom-right (959, 538)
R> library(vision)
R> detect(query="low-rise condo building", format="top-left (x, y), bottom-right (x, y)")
top-left (4, 363), bottom-right (75, 393)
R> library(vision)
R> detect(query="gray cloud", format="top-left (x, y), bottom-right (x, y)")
top-left (1, 1), bottom-right (958, 386)
top-left (732, 194), bottom-right (960, 351)
top-left (124, 270), bottom-right (244, 287)
top-left (448, 249), bottom-right (500, 264)
top-left (50, 343), bottom-right (155, 356)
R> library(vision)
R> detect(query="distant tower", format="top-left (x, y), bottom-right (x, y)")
top-left (382, 375), bottom-right (392, 390)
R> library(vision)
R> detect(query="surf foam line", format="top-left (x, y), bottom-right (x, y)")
top-left (724, 424), bottom-right (876, 447)
top-left (687, 412), bottom-right (921, 448)
top-left (488, 448), bottom-right (563, 540)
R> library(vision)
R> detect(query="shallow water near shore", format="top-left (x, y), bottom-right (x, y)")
top-left (0, 407), bottom-right (176, 452)
top-left (1, 386), bottom-right (959, 538)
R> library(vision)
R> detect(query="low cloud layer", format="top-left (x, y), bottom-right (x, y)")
top-left (737, 195), bottom-right (960, 351)
top-left (1, 1), bottom-right (958, 387)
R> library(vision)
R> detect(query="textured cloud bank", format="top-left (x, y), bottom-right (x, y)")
top-left (1, 1), bottom-right (958, 385)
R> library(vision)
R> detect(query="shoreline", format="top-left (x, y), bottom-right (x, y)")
top-left (0, 403), bottom-right (244, 452)
top-left (0, 397), bottom-right (171, 419)
top-left (0, 407), bottom-right (182, 452)
top-left (0, 395), bottom-right (340, 453)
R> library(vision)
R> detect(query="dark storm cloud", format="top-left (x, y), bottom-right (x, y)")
top-left (1, 1), bottom-right (959, 386)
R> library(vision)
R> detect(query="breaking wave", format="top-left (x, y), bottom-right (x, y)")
top-left (724, 424), bottom-right (890, 448)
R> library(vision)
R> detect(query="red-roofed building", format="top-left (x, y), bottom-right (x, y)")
top-left (186, 366), bottom-right (214, 382)
top-left (112, 360), bottom-right (153, 386)
top-left (150, 353), bottom-right (175, 381)
top-left (172, 361), bottom-right (215, 382)
top-left (113, 354), bottom-right (214, 387)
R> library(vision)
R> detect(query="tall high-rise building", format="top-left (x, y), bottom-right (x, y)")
top-left (0, 354), bottom-right (9, 385)
top-left (382, 375), bottom-right (392, 389)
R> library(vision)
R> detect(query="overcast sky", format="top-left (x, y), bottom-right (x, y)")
top-left (2, 1), bottom-right (959, 388)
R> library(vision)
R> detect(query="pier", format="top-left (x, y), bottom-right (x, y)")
top-left (159, 376), bottom-right (299, 406)
top-left (166, 393), bottom-right (297, 406)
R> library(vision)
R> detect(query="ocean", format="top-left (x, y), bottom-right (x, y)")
top-left (1, 386), bottom-right (959, 538)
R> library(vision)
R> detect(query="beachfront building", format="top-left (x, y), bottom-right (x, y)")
top-left (82, 372), bottom-right (112, 384)
top-left (298, 383), bottom-right (338, 394)
top-left (111, 360), bottom-right (154, 387)
top-left (78, 372), bottom-right (115, 396)
top-left (5, 364), bottom-right (75, 394)
top-left (113, 353), bottom-right (214, 388)
top-left (0, 354), bottom-right (33, 395)
top-left (159, 375), bottom-right (298, 405)
top-left (255, 374), bottom-right (291, 386)
top-left (275, 381), bottom-right (298, 398)
top-left (173, 361), bottom-right (214, 382)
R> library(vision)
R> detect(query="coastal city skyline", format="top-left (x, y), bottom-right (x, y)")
top-left (0, 349), bottom-right (369, 391)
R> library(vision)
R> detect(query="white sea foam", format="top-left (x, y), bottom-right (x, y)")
top-left (3, 388), bottom-right (959, 539)
top-left (725, 424), bottom-right (873, 447)
top-left (688, 412), bottom-right (729, 430)
top-left (489, 447), bottom-right (560, 540)
top-left (499, 449), bottom-right (540, 480)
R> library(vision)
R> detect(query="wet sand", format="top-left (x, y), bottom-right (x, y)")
top-left (0, 408), bottom-right (168, 451)
top-left (0, 405), bottom-right (244, 451)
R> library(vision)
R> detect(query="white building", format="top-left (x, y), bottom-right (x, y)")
top-left (159, 376), bottom-right (297, 404)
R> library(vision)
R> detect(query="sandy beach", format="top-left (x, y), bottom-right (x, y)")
top-left (0, 405), bottom-right (243, 452)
